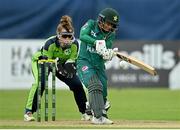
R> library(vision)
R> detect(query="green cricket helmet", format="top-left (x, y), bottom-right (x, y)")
top-left (98, 8), bottom-right (120, 31)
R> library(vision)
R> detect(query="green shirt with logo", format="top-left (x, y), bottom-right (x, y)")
top-left (78, 19), bottom-right (115, 69)
top-left (32, 36), bottom-right (78, 64)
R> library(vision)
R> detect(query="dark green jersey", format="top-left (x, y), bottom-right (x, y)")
top-left (78, 19), bottom-right (115, 69)
top-left (32, 36), bottom-right (78, 64)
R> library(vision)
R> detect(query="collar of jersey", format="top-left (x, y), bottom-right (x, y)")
top-left (55, 36), bottom-right (60, 48)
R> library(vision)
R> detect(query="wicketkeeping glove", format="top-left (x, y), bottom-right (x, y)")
top-left (64, 62), bottom-right (76, 76)
top-left (56, 63), bottom-right (68, 77)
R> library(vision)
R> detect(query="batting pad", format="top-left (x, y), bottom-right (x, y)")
top-left (88, 74), bottom-right (104, 118)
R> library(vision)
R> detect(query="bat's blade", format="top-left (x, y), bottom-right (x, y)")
top-left (116, 52), bottom-right (157, 76)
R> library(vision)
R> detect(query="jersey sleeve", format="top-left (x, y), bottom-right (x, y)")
top-left (80, 20), bottom-right (96, 45)
top-left (42, 39), bottom-right (54, 59)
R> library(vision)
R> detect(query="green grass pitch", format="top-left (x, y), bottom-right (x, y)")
top-left (0, 88), bottom-right (180, 128)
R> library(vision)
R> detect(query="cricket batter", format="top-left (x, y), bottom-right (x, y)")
top-left (24, 15), bottom-right (90, 121)
top-left (77, 8), bottom-right (120, 124)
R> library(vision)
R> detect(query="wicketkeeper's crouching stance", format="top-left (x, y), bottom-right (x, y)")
top-left (77, 8), bottom-right (120, 124)
top-left (24, 15), bottom-right (90, 121)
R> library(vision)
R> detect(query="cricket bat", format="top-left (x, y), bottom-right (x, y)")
top-left (115, 52), bottom-right (157, 76)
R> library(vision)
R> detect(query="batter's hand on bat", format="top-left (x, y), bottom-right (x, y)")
top-left (102, 48), bottom-right (118, 60)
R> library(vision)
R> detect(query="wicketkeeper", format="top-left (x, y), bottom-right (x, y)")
top-left (24, 15), bottom-right (90, 121)
top-left (77, 8), bottom-right (120, 124)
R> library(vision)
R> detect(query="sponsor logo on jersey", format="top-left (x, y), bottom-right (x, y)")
top-left (87, 45), bottom-right (97, 53)
top-left (91, 30), bottom-right (97, 37)
top-left (82, 66), bottom-right (88, 71)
